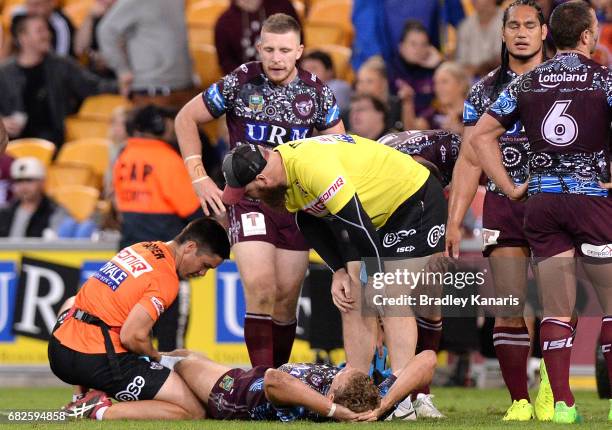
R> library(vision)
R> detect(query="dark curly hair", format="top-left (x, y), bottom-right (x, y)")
top-left (333, 372), bottom-right (381, 413)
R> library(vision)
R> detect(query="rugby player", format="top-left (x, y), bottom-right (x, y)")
top-left (175, 13), bottom-right (344, 368)
top-left (472, 1), bottom-right (612, 423)
top-left (221, 134), bottom-right (448, 417)
top-left (48, 218), bottom-right (230, 420)
top-left (446, 0), bottom-right (554, 421)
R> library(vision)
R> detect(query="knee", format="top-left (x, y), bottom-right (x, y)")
top-left (244, 279), bottom-right (277, 309)
top-left (495, 317), bottom-right (525, 328)
top-left (418, 350), bottom-right (438, 375)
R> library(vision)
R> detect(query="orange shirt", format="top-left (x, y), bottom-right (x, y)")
top-left (54, 241), bottom-right (178, 354)
top-left (113, 138), bottom-right (200, 217)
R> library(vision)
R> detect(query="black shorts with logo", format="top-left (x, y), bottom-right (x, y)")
top-left (48, 312), bottom-right (170, 401)
top-left (379, 175), bottom-right (447, 258)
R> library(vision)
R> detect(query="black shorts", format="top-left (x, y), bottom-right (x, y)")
top-left (379, 176), bottom-right (447, 258)
top-left (48, 315), bottom-right (170, 401)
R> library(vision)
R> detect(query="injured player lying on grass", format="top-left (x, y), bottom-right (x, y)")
top-left (65, 350), bottom-right (436, 421)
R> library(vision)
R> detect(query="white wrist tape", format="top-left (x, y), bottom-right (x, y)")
top-left (327, 403), bottom-right (337, 417)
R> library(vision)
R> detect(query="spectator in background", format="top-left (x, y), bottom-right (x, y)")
top-left (8, 0), bottom-right (75, 58)
top-left (352, 56), bottom-right (405, 130)
top-left (0, 157), bottom-right (62, 237)
top-left (300, 50), bottom-right (352, 112)
top-left (0, 154), bottom-right (13, 207)
top-left (388, 20), bottom-right (441, 118)
top-left (407, 61), bottom-right (469, 134)
top-left (351, 0), bottom-right (465, 71)
top-left (348, 94), bottom-right (390, 140)
top-left (456, 0), bottom-right (504, 78)
top-left (0, 15), bottom-right (117, 147)
top-left (215, 0), bottom-right (299, 74)
top-left (97, 0), bottom-right (194, 108)
top-left (73, 0), bottom-right (116, 78)
top-left (0, 119), bottom-right (7, 155)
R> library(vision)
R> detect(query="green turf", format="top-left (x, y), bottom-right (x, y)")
top-left (0, 387), bottom-right (609, 429)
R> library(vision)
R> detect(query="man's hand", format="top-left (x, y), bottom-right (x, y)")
top-left (118, 71), bottom-right (134, 98)
top-left (331, 404), bottom-right (363, 422)
top-left (505, 182), bottom-right (528, 201)
top-left (193, 177), bottom-right (226, 216)
top-left (356, 407), bottom-right (384, 422)
top-left (599, 181), bottom-right (612, 189)
top-left (444, 222), bottom-right (462, 259)
top-left (331, 268), bottom-right (355, 312)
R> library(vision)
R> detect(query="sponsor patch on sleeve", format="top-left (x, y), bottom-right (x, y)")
top-left (150, 296), bottom-right (165, 317)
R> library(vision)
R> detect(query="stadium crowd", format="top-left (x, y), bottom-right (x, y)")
top-left (0, 0), bottom-right (610, 424)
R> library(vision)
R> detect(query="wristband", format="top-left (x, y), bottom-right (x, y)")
top-left (327, 403), bottom-right (337, 417)
top-left (192, 176), bottom-right (209, 184)
top-left (183, 155), bottom-right (202, 163)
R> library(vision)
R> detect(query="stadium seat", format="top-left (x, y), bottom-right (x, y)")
top-left (45, 162), bottom-right (96, 194)
top-left (64, 116), bottom-right (110, 140)
top-left (5, 138), bottom-right (56, 166)
top-left (76, 94), bottom-right (132, 122)
top-left (186, 0), bottom-right (229, 47)
top-left (62, 0), bottom-right (94, 28)
top-left (192, 43), bottom-right (223, 89)
top-left (312, 44), bottom-right (352, 81)
top-left (56, 138), bottom-right (110, 183)
top-left (304, 22), bottom-right (346, 48)
top-left (306, 0), bottom-right (353, 46)
top-left (49, 184), bottom-right (100, 222)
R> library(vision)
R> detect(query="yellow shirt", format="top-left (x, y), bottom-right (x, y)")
top-left (276, 134), bottom-right (430, 228)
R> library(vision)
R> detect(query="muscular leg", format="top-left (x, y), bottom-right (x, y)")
top-left (343, 262), bottom-right (378, 373)
top-left (272, 249), bottom-right (309, 366)
top-left (174, 353), bottom-right (232, 404)
top-left (233, 241), bottom-right (278, 367)
top-left (537, 250), bottom-right (576, 407)
top-left (103, 371), bottom-right (206, 420)
top-left (490, 246), bottom-right (531, 403)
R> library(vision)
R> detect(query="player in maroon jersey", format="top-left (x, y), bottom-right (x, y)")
top-left (446, 1), bottom-right (554, 421)
top-left (175, 13), bottom-right (345, 369)
top-left (472, 1), bottom-right (612, 423)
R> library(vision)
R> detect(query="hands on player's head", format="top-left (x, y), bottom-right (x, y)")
top-left (329, 368), bottom-right (381, 413)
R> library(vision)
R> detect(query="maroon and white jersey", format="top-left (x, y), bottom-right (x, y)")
top-left (202, 62), bottom-right (341, 149)
top-left (487, 53), bottom-right (612, 196)
top-left (377, 130), bottom-right (461, 187)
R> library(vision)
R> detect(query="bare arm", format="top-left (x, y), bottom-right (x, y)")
top-left (471, 113), bottom-right (526, 199)
top-left (120, 303), bottom-right (160, 362)
top-left (174, 95), bottom-right (225, 216)
top-left (0, 119), bottom-right (7, 155)
top-left (445, 125), bottom-right (483, 258)
top-left (263, 369), bottom-right (359, 421)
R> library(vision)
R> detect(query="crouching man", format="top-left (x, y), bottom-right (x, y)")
top-left (48, 218), bottom-right (230, 420)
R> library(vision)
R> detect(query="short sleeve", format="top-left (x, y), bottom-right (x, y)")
top-left (315, 85), bottom-right (341, 130)
top-left (202, 70), bottom-right (239, 118)
top-left (138, 276), bottom-right (178, 322)
top-left (485, 78), bottom-right (522, 130)
top-left (297, 149), bottom-right (356, 214)
top-left (463, 80), bottom-right (485, 126)
top-left (606, 70), bottom-right (612, 108)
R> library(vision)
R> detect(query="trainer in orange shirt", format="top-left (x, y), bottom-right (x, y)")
top-left (49, 218), bottom-right (230, 420)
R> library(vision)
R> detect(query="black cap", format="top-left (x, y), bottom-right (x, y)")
top-left (221, 144), bottom-right (267, 204)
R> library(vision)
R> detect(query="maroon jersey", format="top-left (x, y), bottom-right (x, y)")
top-left (202, 62), bottom-right (341, 149)
top-left (487, 53), bottom-right (612, 197)
top-left (464, 67), bottom-right (529, 195)
top-left (377, 130), bottom-right (460, 186)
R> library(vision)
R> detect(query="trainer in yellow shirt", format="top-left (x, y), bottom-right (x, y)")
top-left (221, 135), bottom-right (448, 376)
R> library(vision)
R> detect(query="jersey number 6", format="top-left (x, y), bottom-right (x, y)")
top-left (541, 100), bottom-right (578, 147)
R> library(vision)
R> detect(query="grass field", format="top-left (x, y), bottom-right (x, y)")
top-left (0, 387), bottom-right (609, 429)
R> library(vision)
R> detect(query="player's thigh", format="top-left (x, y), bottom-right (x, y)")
top-left (153, 371), bottom-right (204, 418)
top-left (536, 249), bottom-right (577, 319)
top-left (489, 246), bottom-right (530, 300)
top-left (233, 240), bottom-right (277, 299)
top-left (174, 355), bottom-right (230, 403)
top-left (274, 249), bottom-right (308, 304)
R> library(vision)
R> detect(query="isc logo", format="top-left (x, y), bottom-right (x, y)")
top-left (542, 337), bottom-right (573, 350)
